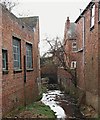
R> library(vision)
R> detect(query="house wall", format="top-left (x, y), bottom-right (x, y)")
top-left (57, 68), bottom-right (72, 92)
top-left (76, 18), bottom-right (85, 90)
top-left (0, 5), bottom-right (2, 119)
top-left (76, 2), bottom-right (99, 113)
top-left (1, 6), bottom-right (39, 116)
top-left (33, 18), bottom-right (41, 83)
top-left (64, 39), bottom-right (77, 67)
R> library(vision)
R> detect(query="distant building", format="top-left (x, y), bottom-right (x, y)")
top-left (64, 17), bottom-right (77, 70)
top-left (0, 4), bottom-right (40, 116)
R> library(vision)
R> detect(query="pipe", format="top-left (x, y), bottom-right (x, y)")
top-left (82, 16), bottom-right (85, 68)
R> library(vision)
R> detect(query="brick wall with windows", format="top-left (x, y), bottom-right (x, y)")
top-left (64, 17), bottom-right (77, 69)
top-left (1, 5), bottom-right (40, 116)
top-left (75, 1), bottom-right (100, 114)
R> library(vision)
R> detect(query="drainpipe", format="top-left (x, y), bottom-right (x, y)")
top-left (81, 15), bottom-right (85, 90)
top-left (82, 16), bottom-right (85, 68)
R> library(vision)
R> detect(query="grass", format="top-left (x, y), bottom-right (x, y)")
top-left (5, 102), bottom-right (56, 118)
top-left (5, 85), bottom-right (55, 118)
top-left (26, 102), bottom-right (56, 118)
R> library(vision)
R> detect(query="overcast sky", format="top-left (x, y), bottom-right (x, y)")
top-left (12, 0), bottom-right (91, 56)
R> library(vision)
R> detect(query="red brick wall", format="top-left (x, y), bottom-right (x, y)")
top-left (76, 18), bottom-right (85, 90)
top-left (1, 6), bottom-right (39, 116)
top-left (57, 68), bottom-right (72, 91)
top-left (76, 2), bottom-right (99, 112)
top-left (64, 39), bottom-right (77, 67)
top-left (0, 5), bottom-right (2, 118)
top-left (41, 64), bottom-right (57, 76)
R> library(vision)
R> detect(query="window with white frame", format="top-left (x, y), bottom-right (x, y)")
top-left (13, 37), bottom-right (21, 69)
top-left (26, 43), bottom-right (33, 69)
top-left (2, 49), bottom-right (8, 70)
top-left (72, 42), bottom-right (77, 52)
top-left (90, 4), bottom-right (95, 28)
top-left (71, 61), bottom-right (77, 69)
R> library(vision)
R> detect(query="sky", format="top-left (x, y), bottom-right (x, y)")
top-left (12, 0), bottom-right (91, 56)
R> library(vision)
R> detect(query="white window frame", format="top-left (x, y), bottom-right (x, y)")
top-left (71, 61), bottom-right (77, 69)
top-left (13, 37), bottom-right (21, 70)
top-left (26, 43), bottom-right (33, 69)
top-left (90, 4), bottom-right (95, 28)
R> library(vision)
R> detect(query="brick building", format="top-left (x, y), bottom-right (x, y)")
top-left (75, 1), bottom-right (100, 114)
top-left (0, 4), bottom-right (40, 117)
top-left (64, 17), bottom-right (77, 69)
top-left (64, 0), bottom-right (100, 115)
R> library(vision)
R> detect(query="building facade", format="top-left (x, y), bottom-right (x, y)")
top-left (75, 1), bottom-right (100, 114)
top-left (64, 17), bottom-right (77, 69)
top-left (0, 4), bottom-right (40, 116)
top-left (64, 1), bottom-right (100, 115)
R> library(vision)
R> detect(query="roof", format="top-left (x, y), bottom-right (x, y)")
top-left (67, 23), bottom-right (76, 39)
top-left (75, 1), bottom-right (93, 23)
top-left (19, 16), bottom-right (39, 30)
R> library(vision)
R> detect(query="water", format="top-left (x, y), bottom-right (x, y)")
top-left (41, 89), bottom-right (85, 119)
top-left (41, 90), bottom-right (66, 119)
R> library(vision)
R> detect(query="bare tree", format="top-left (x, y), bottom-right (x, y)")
top-left (0, 0), bottom-right (18, 11)
top-left (43, 37), bottom-right (77, 87)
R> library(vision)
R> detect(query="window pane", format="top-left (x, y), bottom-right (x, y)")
top-left (90, 5), bottom-right (95, 28)
top-left (13, 38), bottom-right (21, 69)
top-left (2, 50), bottom-right (7, 70)
top-left (26, 44), bottom-right (32, 69)
top-left (92, 5), bottom-right (95, 16)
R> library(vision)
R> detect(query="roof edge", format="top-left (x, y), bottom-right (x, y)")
top-left (75, 1), bottom-right (93, 23)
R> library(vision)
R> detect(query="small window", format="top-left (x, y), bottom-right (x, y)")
top-left (26, 43), bottom-right (33, 69)
top-left (72, 42), bottom-right (77, 52)
top-left (13, 37), bottom-right (21, 70)
top-left (90, 4), bottom-right (95, 28)
top-left (99, 3), bottom-right (100, 21)
top-left (71, 61), bottom-right (77, 69)
top-left (2, 49), bottom-right (8, 70)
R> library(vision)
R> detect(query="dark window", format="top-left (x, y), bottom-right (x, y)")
top-left (26, 43), bottom-right (33, 69)
top-left (90, 4), bottom-right (95, 28)
top-left (13, 37), bottom-right (21, 69)
top-left (2, 49), bottom-right (8, 70)
top-left (72, 42), bottom-right (77, 52)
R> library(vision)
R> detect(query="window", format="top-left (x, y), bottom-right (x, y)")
top-left (2, 49), bottom-right (8, 70)
top-left (72, 42), bottom-right (77, 52)
top-left (90, 4), bottom-right (95, 28)
top-left (99, 3), bottom-right (100, 21)
top-left (13, 37), bottom-right (21, 69)
top-left (26, 43), bottom-right (33, 69)
top-left (71, 61), bottom-right (77, 69)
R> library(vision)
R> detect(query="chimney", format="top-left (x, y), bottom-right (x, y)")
top-left (64, 17), bottom-right (70, 41)
top-left (66, 17), bottom-right (70, 30)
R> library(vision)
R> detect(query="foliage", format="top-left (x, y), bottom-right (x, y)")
top-left (26, 102), bottom-right (56, 118)
top-left (43, 36), bottom-right (77, 87)
top-left (0, 0), bottom-right (18, 11)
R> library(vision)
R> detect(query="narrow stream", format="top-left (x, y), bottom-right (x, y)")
top-left (41, 90), bottom-right (66, 119)
top-left (41, 89), bottom-right (85, 119)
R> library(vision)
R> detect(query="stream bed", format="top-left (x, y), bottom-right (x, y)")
top-left (41, 90), bottom-right (85, 119)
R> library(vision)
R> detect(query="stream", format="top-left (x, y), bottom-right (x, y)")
top-left (41, 89), bottom-right (85, 119)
